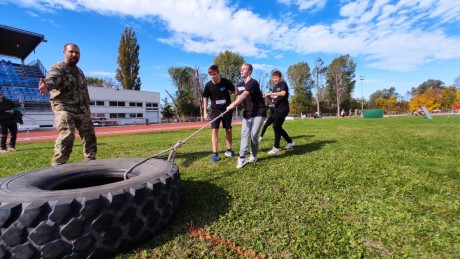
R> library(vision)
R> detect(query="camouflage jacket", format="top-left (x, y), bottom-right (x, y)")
top-left (45, 61), bottom-right (91, 114)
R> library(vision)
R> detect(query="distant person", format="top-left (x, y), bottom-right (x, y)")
top-left (202, 64), bottom-right (236, 162)
top-left (227, 63), bottom-right (266, 168)
top-left (341, 109), bottom-right (345, 117)
top-left (264, 71), bottom-right (294, 154)
top-left (0, 93), bottom-right (18, 153)
top-left (38, 43), bottom-right (97, 165)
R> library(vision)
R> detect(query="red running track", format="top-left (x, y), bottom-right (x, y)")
top-left (17, 121), bottom-right (242, 143)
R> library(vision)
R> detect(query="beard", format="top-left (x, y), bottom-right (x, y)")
top-left (68, 58), bottom-right (79, 66)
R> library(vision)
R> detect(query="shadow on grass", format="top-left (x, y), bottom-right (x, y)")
top-left (124, 179), bottom-right (231, 254)
top-left (257, 139), bottom-right (336, 162)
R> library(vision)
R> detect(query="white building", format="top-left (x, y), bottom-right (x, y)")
top-left (88, 86), bottom-right (160, 125)
top-left (21, 86), bottom-right (161, 127)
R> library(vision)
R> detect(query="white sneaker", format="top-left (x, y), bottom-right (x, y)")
top-left (0, 149), bottom-right (7, 154)
top-left (236, 157), bottom-right (249, 168)
top-left (285, 142), bottom-right (295, 149)
top-left (268, 147), bottom-right (280, 154)
top-left (258, 137), bottom-right (263, 142)
top-left (249, 156), bottom-right (257, 163)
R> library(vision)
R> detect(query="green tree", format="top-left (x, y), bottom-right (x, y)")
top-left (326, 54), bottom-right (356, 116)
top-left (312, 57), bottom-right (327, 115)
top-left (369, 87), bottom-right (400, 108)
top-left (168, 67), bottom-right (200, 119)
top-left (116, 27), bottom-right (141, 90)
top-left (161, 98), bottom-right (175, 122)
top-left (287, 62), bottom-right (313, 115)
top-left (86, 77), bottom-right (104, 87)
top-left (440, 87), bottom-right (457, 111)
top-left (410, 79), bottom-right (444, 96)
top-left (213, 50), bottom-right (245, 85)
top-left (454, 75), bottom-right (460, 89)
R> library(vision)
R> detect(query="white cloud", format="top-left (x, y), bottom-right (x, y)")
top-left (277, 0), bottom-right (327, 12)
top-left (7, 0), bottom-right (460, 72)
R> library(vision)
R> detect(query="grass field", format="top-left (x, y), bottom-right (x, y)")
top-left (1, 115), bottom-right (459, 258)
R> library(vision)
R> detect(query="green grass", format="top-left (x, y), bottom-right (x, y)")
top-left (1, 115), bottom-right (459, 258)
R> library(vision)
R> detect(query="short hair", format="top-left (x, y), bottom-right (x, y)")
top-left (272, 71), bottom-right (282, 78)
top-left (208, 64), bottom-right (219, 74)
top-left (243, 63), bottom-right (253, 74)
top-left (64, 43), bottom-right (79, 50)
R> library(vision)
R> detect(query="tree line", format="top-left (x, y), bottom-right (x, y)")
top-left (85, 27), bottom-right (460, 120)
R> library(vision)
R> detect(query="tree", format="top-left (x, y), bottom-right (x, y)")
top-left (312, 57), bottom-right (327, 115)
top-left (454, 75), bottom-right (460, 89)
top-left (116, 27), bottom-right (141, 90)
top-left (287, 62), bottom-right (313, 115)
top-left (440, 87), bottom-right (457, 111)
top-left (326, 54), bottom-right (356, 116)
top-left (410, 79), bottom-right (444, 96)
top-left (167, 66), bottom-right (201, 119)
top-left (161, 98), bottom-right (175, 122)
top-left (86, 77), bottom-right (104, 87)
top-left (369, 87), bottom-right (400, 108)
top-left (213, 51), bottom-right (245, 85)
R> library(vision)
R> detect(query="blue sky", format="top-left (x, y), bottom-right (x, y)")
top-left (1, 0), bottom-right (459, 101)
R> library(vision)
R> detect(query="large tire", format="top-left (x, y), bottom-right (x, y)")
top-left (0, 158), bottom-right (180, 259)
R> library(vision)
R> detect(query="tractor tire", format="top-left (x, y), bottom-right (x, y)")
top-left (0, 158), bottom-right (180, 259)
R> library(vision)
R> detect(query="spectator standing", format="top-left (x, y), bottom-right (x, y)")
top-left (38, 43), bottom-right (97, 165)
top-left (202, 65), bottom-right (236, 162)
top-left (227, 63), bottom-right (266, 168)
top-left (264, 71), bottom-right (294, 154)
top-left (0, 93), bottom-right (18, 153)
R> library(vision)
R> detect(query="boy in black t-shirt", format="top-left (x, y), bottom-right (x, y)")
top-left (202, 65), bottom-right (236, 162)
top-left (264, 71), bottom-right (294, 154)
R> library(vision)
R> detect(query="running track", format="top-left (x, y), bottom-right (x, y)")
top-left (16, 121), bottom-right (242, 143)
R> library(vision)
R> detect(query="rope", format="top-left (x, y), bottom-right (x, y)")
top-left (123, 109), bottom-right (231, 180)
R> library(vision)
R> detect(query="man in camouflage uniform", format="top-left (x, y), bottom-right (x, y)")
top-left (38, 43), bottom-right (97, 165)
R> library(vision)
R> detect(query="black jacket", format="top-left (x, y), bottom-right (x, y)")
top-left (0, 97), bottom-right (19, 123)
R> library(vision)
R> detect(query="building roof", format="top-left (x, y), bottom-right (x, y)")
top-left (0, 25), bottom-right (46, 61)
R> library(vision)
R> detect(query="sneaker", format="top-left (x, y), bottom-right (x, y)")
top-left (249, 156), bottom-right (257, 163)
top-left (224, 149), bottom-right (236, 157)
top-left (7, 147), bottom-right (16, 152)
top-left (258, 136), bottom-right (263, 142)
top-left (236, 157), bottom-right (249, 168)
top-left (0, 149), bottom-right (7, 154)
top-left (285, 142), bottom-right (295, 149)
top-left (268, 147), bottom-right (280, 154)
top-left (211, 153), bottom-right (220, 163)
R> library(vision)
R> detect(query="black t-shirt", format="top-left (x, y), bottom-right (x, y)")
top-left (202, 78), bottom-right (235, 111)
top-left (237, 78), bottom-right (267, 119)
top-left (272, 81), bottom-right (290, 112)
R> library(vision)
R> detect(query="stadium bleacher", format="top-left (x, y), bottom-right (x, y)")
top-left (0, 25), bottom-right (51, 111)
top-left (0, 59), bottom-right (50, 104)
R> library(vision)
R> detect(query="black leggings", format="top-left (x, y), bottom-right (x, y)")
top-left (260, 114), bottom-right (274, 137)
top-left (273, 110), bottom-right (292, 148)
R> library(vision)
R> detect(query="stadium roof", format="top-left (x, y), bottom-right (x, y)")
top-left (0, 25), bottom-right (46, 61)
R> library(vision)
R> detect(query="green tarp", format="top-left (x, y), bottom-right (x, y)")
top-left (363, 109), bottom-right (384, 118)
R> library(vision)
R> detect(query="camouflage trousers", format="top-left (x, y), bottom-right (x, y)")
top-left (52, 110), bottom-right (97, 166)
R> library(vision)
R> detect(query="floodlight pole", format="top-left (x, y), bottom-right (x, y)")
top-left (360, 75), bottom-right (365, 111)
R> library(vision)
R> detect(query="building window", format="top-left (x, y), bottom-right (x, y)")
top-left (129, 102), bottom-right (143, 107)
top-left (146, 103), bottom-right (158, 107)
top-left (90, 100), bottom-right (105, 106)
top-left (129, 113), bottom-right (144, 118)
top-left (109, 113), bottom-right (126, 118)
top-left (109, 101), bottom-right (125, 106)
